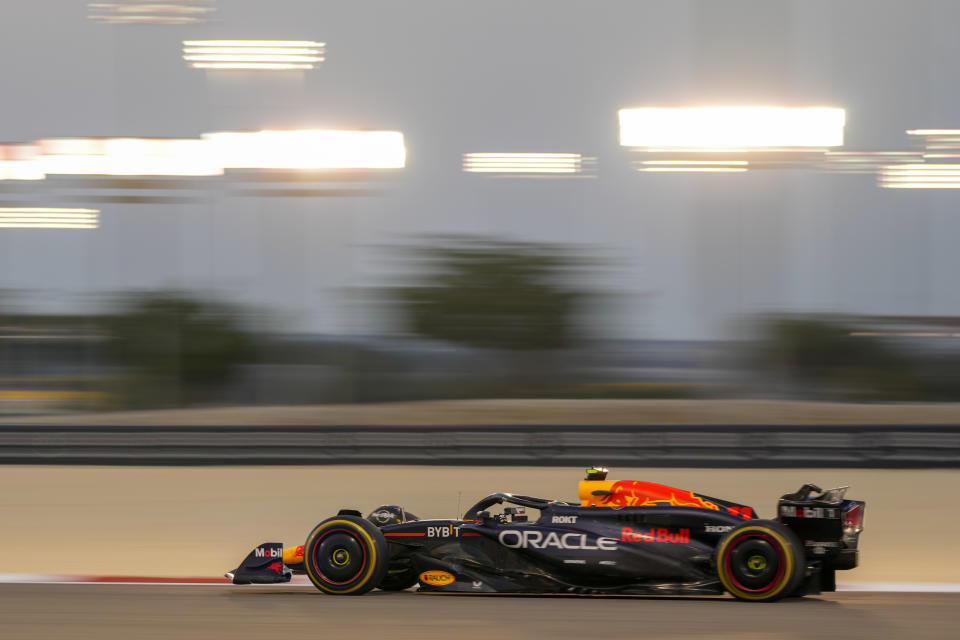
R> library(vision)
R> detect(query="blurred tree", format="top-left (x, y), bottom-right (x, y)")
top-left (396, 236), bottom-right (585, 351)
top-left (103, 291), bottom-right (256, 407)
top-left (393, 236), bottom-right (588, 394)
top-left (752, 317), bottom-right (916, 400)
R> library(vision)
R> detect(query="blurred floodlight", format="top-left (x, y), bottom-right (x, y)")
top-left (183, 40), bottom-right (325, 70)
top-left (642, 160), bottom-right (749, 165)
top-left (0, 208), bottom-right (99, 229)
top-left (880, 164), bottom-right (960, 189)
top-left (640, 168), bottom-right (747, 173)
top-left (906, 129), bottom-right (960, 136)
top-left (0, 145), bottom-right (44, 180)
top-left (463, 153), bottom-right (582, 174)
top-left (639, 159), bottom-right (748, 173)
top-left (823, 151), bottom-right (922, 174)
top-left (89, 1), bottom-right (215, 25)
top-left (205, 130), bottom-right (406, 169)
top-left (619, 107), bottom-right (846, 149)
top-left (905, 129), bottom-right (960, 159)
top-left (1, 132), bottom-right (404, 179)
top-left (37, 138), bottom-right (222, 177)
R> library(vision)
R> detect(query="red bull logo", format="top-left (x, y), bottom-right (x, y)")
top-left (621, 527), bottom-right (690, 543)
top-left (599, 480), bottom-right (721, 510)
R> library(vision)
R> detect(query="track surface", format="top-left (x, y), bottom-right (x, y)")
top-left (1, 586), bottom-right (957, 639)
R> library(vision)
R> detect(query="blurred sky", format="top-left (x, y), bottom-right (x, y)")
top-left (2, 1), bottom-right (960, 339)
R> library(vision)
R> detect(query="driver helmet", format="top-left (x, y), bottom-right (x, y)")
top-left (584, 466), bottom-right (609, 481)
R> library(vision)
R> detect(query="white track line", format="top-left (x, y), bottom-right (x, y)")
top-left (838, 582), bottom-right (960, 593)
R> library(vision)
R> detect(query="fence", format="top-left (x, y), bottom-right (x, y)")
top-left (2, 424), bottom-right (959, 467)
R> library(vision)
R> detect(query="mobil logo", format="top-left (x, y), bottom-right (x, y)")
top-left (780, 505), bottom-right (838, 519)
top-left (254, 547), bottom-right (283, 558)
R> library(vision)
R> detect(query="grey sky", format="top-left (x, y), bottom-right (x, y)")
top-left (1, 1), bottom-right (959, 339)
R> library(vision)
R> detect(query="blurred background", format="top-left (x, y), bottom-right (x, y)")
top-left (3, 0), bottom-right (960, 415)
top-left (5, 8), bottom-right (960, 628)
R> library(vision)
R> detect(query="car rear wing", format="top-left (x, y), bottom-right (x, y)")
top-left (777, 483), bottom-right (865, 570)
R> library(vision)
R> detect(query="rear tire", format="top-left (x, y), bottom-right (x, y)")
top-left (715, 520), bottom-right (805, 602)
top-left (304, 515), bottom-right (388, 595)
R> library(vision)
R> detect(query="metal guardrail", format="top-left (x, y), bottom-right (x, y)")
top-left (1, 424), bottom-right (960, 467)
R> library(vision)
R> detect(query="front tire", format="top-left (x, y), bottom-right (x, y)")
top-left (304, 515), bottom-right (388, 595)
top-left (715, 520), bottom-right (805, 602)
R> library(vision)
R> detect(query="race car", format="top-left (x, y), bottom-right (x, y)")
top-left (225, 467), bottom-right (865, 602)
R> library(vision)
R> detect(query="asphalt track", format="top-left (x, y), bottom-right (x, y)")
top-left (1, 585), bottom-right (957, 640)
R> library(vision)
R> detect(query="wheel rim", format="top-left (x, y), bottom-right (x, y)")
top-left (332, 548), bottom-right (350, 566)
top-left (310, 528), bottom-right (368, 586)
top-left (723, 533), bottom-right (785, 593)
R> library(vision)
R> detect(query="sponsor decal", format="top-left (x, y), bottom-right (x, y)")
top-left (419, 570), bottom-right (455, 586)
top-left (805, 539), bottom-right (841, 546)
top-left (598, 480), bottom-right (720, 511)
top-left (427, 525), bottom-right (461, 538)
top-left (254, 547), bottom-right (282, 558)
top-left (498, 530), bottom-right (618, 551)
top-left (370, 509), bottom-right (398, 525)
top-left (704, 524), bottom-right (734, 533)
top-left (844, 503), bottom-right (863, 528)
top-left (471, 580), bottom-right (483, 590)
top-left (620, 527), bottom-right (690, 544)
top-left (780, 506), bottom-right (838, 519)
top-left (725, 506), bottom-right (754, 520)
top-left (293, 545), bottom-right (304, 560)
top-left (267, 561), bottom-right (283, 574)
top-left (551, 515), bottom-right (578, 524)
top-left (805, 539), bottom-right (842, 555)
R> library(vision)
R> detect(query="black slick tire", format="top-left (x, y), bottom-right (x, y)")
top-left (304, 515), bottom-right (388, 595)
top-left (715, 519), bottom-right (805, 602)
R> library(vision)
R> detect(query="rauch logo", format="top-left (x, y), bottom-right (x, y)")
top-left (419, 570), bottom-right (455, 586)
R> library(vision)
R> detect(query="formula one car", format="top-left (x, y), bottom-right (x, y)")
top-left (226, 467), bottom-right (865, 601)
